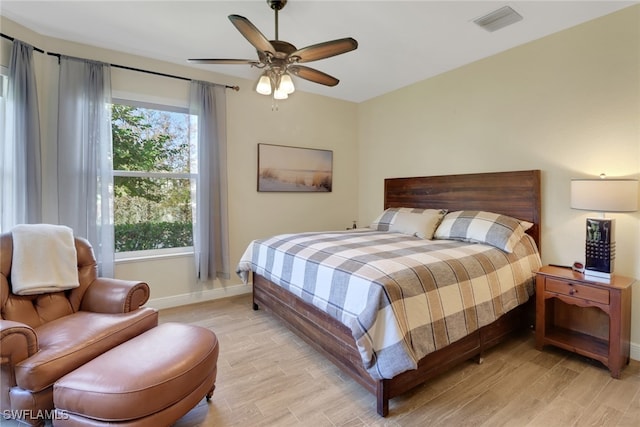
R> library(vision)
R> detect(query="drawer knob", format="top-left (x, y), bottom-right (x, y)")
top-left (569, 288), bottom-right (577, 296)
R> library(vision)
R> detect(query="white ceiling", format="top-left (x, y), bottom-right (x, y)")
top-left (1, 1), bottom-right (637, 103)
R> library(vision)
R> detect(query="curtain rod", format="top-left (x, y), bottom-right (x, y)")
top-left (1, 32), bottom-right (44, 53)
top-left (0, 32), bottom-right (239, 92)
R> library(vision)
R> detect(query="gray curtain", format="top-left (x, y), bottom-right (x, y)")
top-left (189, 80), bottom-right (229, 281)
top-left (0, 39), bottom-right (42, 232)
top-left (57, 56), bottom-right (114, 277)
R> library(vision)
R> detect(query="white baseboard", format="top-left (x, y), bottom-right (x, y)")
top-left (631, 341), bottom-right (640, 362)
top-left (147, 283), bottom-right (252, 310)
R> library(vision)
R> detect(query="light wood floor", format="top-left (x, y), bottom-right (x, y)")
top-left (3, 294), bottom-right (638, 427)
top-left (164, 294), bottom-right (640, 427)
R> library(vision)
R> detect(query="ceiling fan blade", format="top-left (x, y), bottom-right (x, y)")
top-left (188, 58), bottom-right (258, 65)
top-left (288, 65), bottom-right (339, 87)
top-left (228, 14), bottom-right (275, 55)
top-left (289, 37), bottom-right (358, 63)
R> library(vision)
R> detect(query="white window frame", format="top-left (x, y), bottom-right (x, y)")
top-left (0, 66), bottom-right (8, 98)
top-left (0, 66), bottom-right (8, 234)
top-left (112, 98), bottom-right (195, 260)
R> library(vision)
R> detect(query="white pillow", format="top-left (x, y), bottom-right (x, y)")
top-left (434, 210), bottom-right (530, 253)
top-left (371, 208), bottom-right (447, 239)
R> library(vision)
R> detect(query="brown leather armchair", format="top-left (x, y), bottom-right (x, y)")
top-left (0, 232), bottom-right (158, 426)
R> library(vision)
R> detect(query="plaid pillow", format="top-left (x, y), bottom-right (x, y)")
top-left (434, 210), bottom-right (529, 253)
top-left (371, 208), bottom-right (447, 239)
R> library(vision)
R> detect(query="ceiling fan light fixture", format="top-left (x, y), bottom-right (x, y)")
top-left (273, 87), bottom-right (289, 100)
top-left (256, 72), bottom-right (272, 95)
top-left (279, 73), bottom-right (295, 94)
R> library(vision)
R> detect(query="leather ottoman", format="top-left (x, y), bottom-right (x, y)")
top-left (52, 322), bottom-right (219, 426)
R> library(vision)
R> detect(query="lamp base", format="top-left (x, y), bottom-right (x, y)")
top-left (584, 217), bottom-right (615, 278)
top-left (584, 268), bottom-right (612, 280)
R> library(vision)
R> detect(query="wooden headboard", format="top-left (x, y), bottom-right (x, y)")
top-left (384, 170), bottom-right (541, 250)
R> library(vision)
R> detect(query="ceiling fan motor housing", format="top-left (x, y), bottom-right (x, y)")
top-left (268, 0), bottom-right (287, 11)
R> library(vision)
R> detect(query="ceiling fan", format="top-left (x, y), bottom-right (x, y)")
top-left (188, 0), bottom-right (358, 100)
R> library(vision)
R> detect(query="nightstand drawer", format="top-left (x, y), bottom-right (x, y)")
top-left (545, 278), bottom-right (609, 304)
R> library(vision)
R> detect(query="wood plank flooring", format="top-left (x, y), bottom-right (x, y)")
top-left (164, 294), bottom-right (640, 427)
top-left (2, 294), bottom-right (638, 426)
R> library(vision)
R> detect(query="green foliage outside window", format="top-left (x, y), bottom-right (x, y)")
top-left (112, 103), bottom-right (194, 252)
top-left (115, 222), bottom-right (192, 252)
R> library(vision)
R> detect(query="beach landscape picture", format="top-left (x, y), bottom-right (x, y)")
top-left (258, 144), bottom-right (333, 192)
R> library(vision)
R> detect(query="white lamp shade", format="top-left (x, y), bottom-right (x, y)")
top-left (256, 74), bottom-right (272, 95)
top-left (279, 73), bottom-right (295, 94)
top-left (571, 179), bottom-right (638, 212)
top-left (273, 87), bottom-right (288, 100)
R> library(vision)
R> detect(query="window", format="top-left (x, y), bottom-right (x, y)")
top-left (111, 100), bottom-right (195, 255)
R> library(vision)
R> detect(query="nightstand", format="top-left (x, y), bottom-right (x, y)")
top-left (535, 265), bottom-right (635, 378)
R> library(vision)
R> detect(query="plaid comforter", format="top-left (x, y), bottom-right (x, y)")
top-left (237, 230), bottom-right (541, 380)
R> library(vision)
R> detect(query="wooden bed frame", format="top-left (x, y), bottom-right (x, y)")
top-left (252, 170), bottom-right (542, 416)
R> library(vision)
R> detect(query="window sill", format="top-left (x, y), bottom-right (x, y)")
top-left (115, 249), bottom-right (194, 264)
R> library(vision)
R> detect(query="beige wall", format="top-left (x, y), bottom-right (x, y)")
top-left (357, 6), bottom-right (640, 352)
top-left (2, 5), bottom-right (639, 354)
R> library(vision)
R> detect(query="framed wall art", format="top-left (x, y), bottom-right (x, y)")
top-left (258, 143), bottom-right (333, 192)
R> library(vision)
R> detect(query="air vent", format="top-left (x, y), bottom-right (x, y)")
top-left (474, 6), bottom-right (523, 32)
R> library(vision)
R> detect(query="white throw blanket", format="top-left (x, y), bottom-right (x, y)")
top-left (11, 224), bottom-right (80, 296)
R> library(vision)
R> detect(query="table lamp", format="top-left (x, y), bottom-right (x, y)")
top-left (570, 174), bottom-right (638, 279)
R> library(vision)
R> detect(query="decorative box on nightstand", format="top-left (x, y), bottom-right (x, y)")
top-left (535, 265), bottom-right (635, 378)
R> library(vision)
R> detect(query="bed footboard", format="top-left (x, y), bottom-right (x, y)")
top-left (252, 273), bottom-right (531, 416)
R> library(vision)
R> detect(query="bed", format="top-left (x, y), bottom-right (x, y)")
top-left (238, 170), bottom-right (542, 416)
